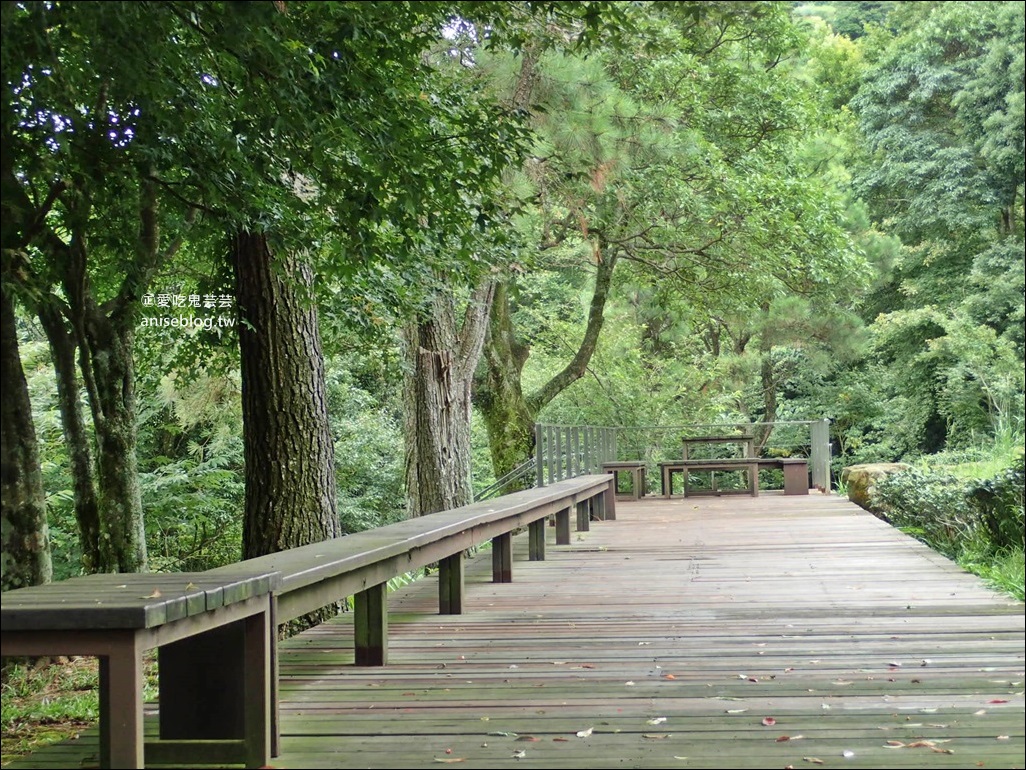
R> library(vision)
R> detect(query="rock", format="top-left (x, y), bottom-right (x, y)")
top-left (841, 463), bottom-right (912, 515)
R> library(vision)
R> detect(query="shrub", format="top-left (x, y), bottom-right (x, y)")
top-left (871, 468), bottom-right (980, 558)
top-left (965, 451), bottom-right (1025, 551)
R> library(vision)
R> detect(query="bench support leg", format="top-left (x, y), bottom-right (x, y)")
top-left (354, 583), bottom-right (388, 666)
top-left (605, 478), bottom-right (617, 519)
top-left (243, 602), bottom-right (272, 767)
top-left (576, 500), bottom-right (590, 532)
top-left (529, 518), bottom-right (546, 561)
top-left (555, 506), bottom-right (571, 545)
top-left (438, 552), bottom-right (465, 614)
top-left (100, 634), bottom-right (144, 769)
top-left (492, 532), bottom-right (513, 583)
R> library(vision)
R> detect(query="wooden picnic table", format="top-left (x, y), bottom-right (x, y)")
top-left (601, 461), bottom-right (648, 500)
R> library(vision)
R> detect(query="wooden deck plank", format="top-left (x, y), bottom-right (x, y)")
top-left (6, 493), bottom-right (1022, 769)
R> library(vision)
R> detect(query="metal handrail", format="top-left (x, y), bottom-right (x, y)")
top-left (474, 458), bottom-right (536, 502)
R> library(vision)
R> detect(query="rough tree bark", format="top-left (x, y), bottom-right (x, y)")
top-left (404, 280), bottom-right (495, 516)
top-left (231, 231), bottom-right (342, 557)
top-left (0, 283), bottom-right (52, 590)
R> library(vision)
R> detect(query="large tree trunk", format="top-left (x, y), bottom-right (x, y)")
top-left (231, 231), bottom-right (342, 558)
top-left (77, 301), bottom-right (148, 573)
top-left (0, 283), bottom-right (52, 590)
top-left (476, 247), bottom-right (617, 481)
top-left (404, 281), bottom-right (495, 516)
top-left (37, 301), bottom-right (101, 572)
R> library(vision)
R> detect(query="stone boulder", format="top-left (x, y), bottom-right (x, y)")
top-left (841, 463), bottom-right (912, 515)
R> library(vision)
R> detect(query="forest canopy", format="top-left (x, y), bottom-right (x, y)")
top-left (1, 0), bottom-right (1022, 588)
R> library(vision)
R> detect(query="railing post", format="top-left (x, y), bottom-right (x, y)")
top-left (583, 428), bottom-right (592, 473)
top-left (546, 425), bottom-right (555, 484)
top-left (570, 426), bottom-right (580, 478)
top-left (535, 423), bottom-right (545, 488)
top-left (554, 428), bottom-right (563, 482)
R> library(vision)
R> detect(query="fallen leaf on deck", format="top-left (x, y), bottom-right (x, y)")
top-left (673, 756), bottom-right (688, 761)
top-left (643, 733), bottom-right (671, 740)
top-left (931, 747), bottom-right (955, 754)
top-left (989, 699), bottom-right (1009, 704)
top-left (488, 731), bottom-right (517, 737)
top-left (647, 717), bottom-right (667, 725)
top-left (663, 674), bottom-right (676, 680)
top-left (516, 736), bottom-right (540, 742)
top-left (625, 681), bottom-right (636, 686)
top-left (802, 758), bottom-right (824, 765)
top-left (552, 737), bottom-right (569, 742)
top-left (141, 588), bottom-right (162, 599)
top-left (883, 741), bottom-right (906, 748)
top-left (185, 582), bottom-right (197, 590)
top-left (996, 735), bottom-right (1010, 740)
top-left (842, 750), bottom-right (855, 758)
top-left (512, 750), bottom-right (526, 759)
top-left (905, 741), bottom-right (936, 748)
top-left (725, 709), bottom-right (748, 714)
top-left (761, 717), bottom-right (776, 726)
top-left (433, 758), bottom-right (465, 763)
top-left (576, 728), bottom-right (593, 738)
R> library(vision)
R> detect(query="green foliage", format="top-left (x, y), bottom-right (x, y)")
top-left (965, 451), bottom-right (1025, 551)
top-left (872, 467), bottom-right (979, 558)
top-left (871, 453), bottom-right (1026, 571)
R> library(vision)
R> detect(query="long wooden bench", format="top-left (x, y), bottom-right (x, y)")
top-left (0, 474), bottom-right (614, 768)
top-left (171, 473), bottom-right (616, 758)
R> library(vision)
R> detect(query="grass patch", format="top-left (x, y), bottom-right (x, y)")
top-left (1, 655), bottom-right (157, 766)
top-left (960, 547), bottom-right (1026, 602)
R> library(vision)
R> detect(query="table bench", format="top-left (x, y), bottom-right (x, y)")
top-left (659, 458), bottom-right (810, 498)
top-left (601, 461), bottom-right (647, 500)
top-left (0, 571), bottom-right (279, 768)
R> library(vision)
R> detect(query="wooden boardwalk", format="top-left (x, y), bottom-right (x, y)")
top-left (7, 493), bottom-right (1024, 768)
top-left (273, 494), bottom-right (1024, 769)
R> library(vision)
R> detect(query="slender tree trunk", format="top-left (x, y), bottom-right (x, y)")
top-left (37, 301), bottom-right (101, 572)
top-left (476, 247), bottom-right (617, 481)
top-left (231, 231), bottom-right (342, 558)
top-left (404, 280), bottom-right (494, 516)
top-left (77, 302), bottom-right (147, 573)
top-left (0, 284), bottom-right (52, 590)
top-left (476, 282), bottom-right (535, 486)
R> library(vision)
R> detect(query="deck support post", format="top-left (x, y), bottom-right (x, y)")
top-left (492, 532), bottom-right (513, 583)
top-left (603, 478), bottom-right (617, 520)
top-left (354, 583), bottom-right (388, 666)
top-left (529, 518), bottom-right (546, 561)
top-left (576, 500), bottom-right (590, 532)
top-left (99, 635), bottom-right (144, 769)
top-left (556, 506), bottom-right (571, 545)
top-left (438, 552), bottom-right (465, 614)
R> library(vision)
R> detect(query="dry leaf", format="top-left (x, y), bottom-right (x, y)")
top-left (552, 737), bottom-right (569, 743)
top-left (516, 736), bottom-right (540, 742)
top-left (141, 588), bottom-right (162, 599)
top-left (184, 582), bottom-right (197, 590)
top-left (761, 717), bottom-right (777, 726)
top-left (725, 709), bottom-right (748, 714)
top-left (989, 699), bottom-right (1009, 704)
top-left (433, 759), bottom-right (466, 764)
top-left (512, 750), bottom-right (526, 759)
top-left (646, 717), bottom-right (667, 725)
top-left (803, 758), bottom-right (824, 765)
top-left (663, 674), bottom-right (676, 680)
top-left (931, 747), bottom-right (955, 754)
top-left (905, 741), bottom-right (936, 748)
top-left (842, 750), bottom-right (855, 758)
top-left (996, 735), bottom-right (1010, 741)
top-left (974, 709), bottom-right (987, 715)
top-left (625, 681), bottom-right (635, 686)
top-left (776, 736), bottom-right (792, 743)
top-left (884, 741), bottom-right (906, 748)
top-left (643, 734), bottom-right (671, 740)
top-left (576, 728), bottom-right (593, 738)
